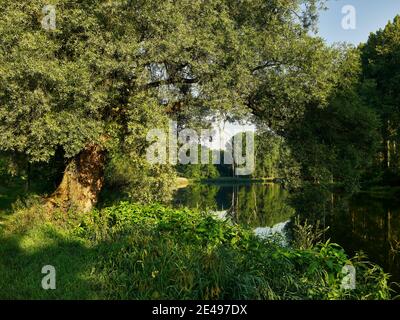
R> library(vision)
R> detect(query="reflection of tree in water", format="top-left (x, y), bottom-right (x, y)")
top-left (174, 183), bottom-right (294, 228)
top-left (173, 184), bottom-right (220, 211)
top-left (227, 184), bottom-right (295, 227)
top-left (175, 182), bottom-right (400, 287)
top-left (291, 185), bottom-right (400, 287)
top-left (341, 195), bottom-right (400, 286)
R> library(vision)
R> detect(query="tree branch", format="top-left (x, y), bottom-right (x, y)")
top-left (144, 77), bottom-right (199, 89)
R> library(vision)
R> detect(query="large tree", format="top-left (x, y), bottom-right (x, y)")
top-left (360, 15), bottom-right (400, 178)
top-left (288, 47), bottom-right (381, 192)
top-left (0, 0), bottom-right (338, 212)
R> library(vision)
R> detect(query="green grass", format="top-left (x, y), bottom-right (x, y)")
top-left (0, 201), bottom-right (393, 300)
top-left (0, 181), bottom-right (25, 213)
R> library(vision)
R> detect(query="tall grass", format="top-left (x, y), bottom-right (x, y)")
top-left (0, 202), bottom-right (393, 299)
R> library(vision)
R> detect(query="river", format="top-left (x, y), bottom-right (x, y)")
top-left (173, 182), bottom-right (400, 290)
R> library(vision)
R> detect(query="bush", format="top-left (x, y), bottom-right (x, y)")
top-left (0, 202), bottom-right (392, 299)
top-left (75, 203), bottom-right (391, 299)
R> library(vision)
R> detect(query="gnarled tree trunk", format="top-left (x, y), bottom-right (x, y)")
top-left (47, 143), bottom-right (106, 213)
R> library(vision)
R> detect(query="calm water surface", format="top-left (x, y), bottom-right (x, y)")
top-left (173, 183), bottom-right (400, 287)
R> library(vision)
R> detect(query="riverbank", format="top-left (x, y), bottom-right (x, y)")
top-left (0, 201), bottom-right (391, 299)
top-left (174, 176), bottom-right (279, 189)
top-left (198, 177), bottom-right (281, 185)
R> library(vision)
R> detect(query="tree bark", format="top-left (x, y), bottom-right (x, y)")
top-left (47, 143), bottom-right (106, 213)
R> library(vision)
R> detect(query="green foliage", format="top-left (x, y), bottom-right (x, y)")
top-left (360, 15), bottom-right (400, 181)
top-left (292, 216), bottom-right (329, 250)
top-left (253, 131), bottom-right (282, 178)
top-left (0, 202), bottom-right (392, 299)
top-left (287, 47), bottom-right (381, 192)
top-left (0, 0), bottom-right (336, 203)
top-left (252, 130), bottom-right (302, 187)
top-left (0, 1), bottom-right (397, 301)
top-left (104, 152), bottom-right (176, 205)
top-left (0, 0), bottom-right (329, 158)
top-left (176, 146), bottom-right (220, 180)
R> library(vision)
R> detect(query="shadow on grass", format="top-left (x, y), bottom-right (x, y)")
top-left (0, 227), bottom-right (105, 299)
top-left (0, 183), bottom-right (25, 215)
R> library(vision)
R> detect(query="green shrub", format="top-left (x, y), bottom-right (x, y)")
top-left (75, 202), bottom-right (392, 299)
top-left (0, 202), bottom-right (392, 299)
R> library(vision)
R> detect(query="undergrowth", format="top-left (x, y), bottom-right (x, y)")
top-left (0, 201), bottom-right (392, 299)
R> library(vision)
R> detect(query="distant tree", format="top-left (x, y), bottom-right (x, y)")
top-left (176, 146), bottom-right (220, 180)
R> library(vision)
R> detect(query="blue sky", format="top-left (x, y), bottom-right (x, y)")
top-left (317, 0), bottom-right (400, 45)
top-left (215, 1), bottom-right (400, 144)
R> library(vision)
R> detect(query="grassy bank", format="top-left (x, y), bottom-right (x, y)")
top-left (0, 201), bottom-right (392, 299)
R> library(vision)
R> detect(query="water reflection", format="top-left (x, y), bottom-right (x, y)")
top-left (173, 183), bottom-right (400, 286)
top-left (326, 193), bottom-right (400, 286)
top-left (173, 183), bottom-right (295, 228)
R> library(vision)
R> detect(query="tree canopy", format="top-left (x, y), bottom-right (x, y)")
top-left (0, 0), bottom-right (342, 211)
top-left (360, 15), bottom-right (400, 180)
